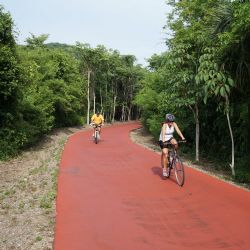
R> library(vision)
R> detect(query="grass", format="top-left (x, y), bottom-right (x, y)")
top-left (17, 179), bottom-right (28, 191)
top-left (29, 165), bottom-right (48, 175)
top-left (18, 201), bottom-right (25, 209)
top-left (38, 137), bottom-right (65, 211)
top-left (40, 191), bottom-right (56, 209)
top-left (35, 236), bottom-right (43, 242)
top-left (3, 188), bottom-right (16, 197)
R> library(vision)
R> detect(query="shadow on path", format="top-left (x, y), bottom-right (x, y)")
top-left (151, 166), bottom-right (177, 185)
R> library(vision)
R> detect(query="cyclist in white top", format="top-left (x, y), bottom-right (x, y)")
top-left (159, 113), bottom-right (185, 177)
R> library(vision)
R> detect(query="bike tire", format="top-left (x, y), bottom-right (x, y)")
top-left (173, 156), bottom-right (185, 186)
top-left (94, 131), bottom-right (98, 144)
top-left (166, 163), bottom-right (171, 178)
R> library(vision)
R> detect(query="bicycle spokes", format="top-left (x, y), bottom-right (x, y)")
top-left (174, 157), bottom-right (185, 186)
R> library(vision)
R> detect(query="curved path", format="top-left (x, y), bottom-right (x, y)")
top-left (54, 122), bottom-right (250, 250)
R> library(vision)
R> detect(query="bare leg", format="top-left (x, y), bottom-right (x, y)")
top-left (170, 138), bottom-right (178, 150)
top-left (162, 148), bottom-right (168, 171)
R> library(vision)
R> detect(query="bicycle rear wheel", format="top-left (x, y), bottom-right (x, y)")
top-left (94, 130), bottom-right (99, 144)
top-left (173, 156), bottom-right (185, 186)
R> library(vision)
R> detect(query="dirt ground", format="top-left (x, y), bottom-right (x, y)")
top-left (0, 123), bottom-right (248, 250)
top-left (0, 126), bottom-right (86, 250)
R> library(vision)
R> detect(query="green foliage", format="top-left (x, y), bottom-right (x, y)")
top-left (136, 0), bottom-right (250, 183)
top-left (197, 47), bottom-right (234, 106)
top-left (0, 7), bottom-right (20, 117)
top-left (0, 6), bottom-right (25, 158)
top-left (0, 6), bottom-right (86, 158)
top-left (0, 6), bottom-right (15, 46)
top-left (40, 191), bottom-right (56, 209)
top-left (18, 47), bottom-right (86, 129)
top-left (0, 6), bottom-right (142, 159)
top-left (75, 43), bottom-right (143, 122)
top-left (25, 33), bottom-right (49, 48)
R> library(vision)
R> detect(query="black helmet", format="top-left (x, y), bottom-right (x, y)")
top-left (96, 110), bottom-right (100, 114)
top-left (166, 113), bottom-right (175, 122)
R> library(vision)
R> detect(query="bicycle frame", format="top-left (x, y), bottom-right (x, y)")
top-left (91, 124), bottom-right (101, 144)
top-left (163, 141), bottom-right (185, 186)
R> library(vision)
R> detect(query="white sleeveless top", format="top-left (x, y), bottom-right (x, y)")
top-left (159, 124), bottom-right (174, 141)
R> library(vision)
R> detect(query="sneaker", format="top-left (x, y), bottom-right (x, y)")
top-left (162, 169), bottom-right (168, 177)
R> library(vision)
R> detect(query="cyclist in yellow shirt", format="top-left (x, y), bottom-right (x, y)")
top-left (91, 111), bottom-right (104, 136)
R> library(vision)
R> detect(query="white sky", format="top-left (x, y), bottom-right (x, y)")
top-left (1, 0), bottom-right (171, 65)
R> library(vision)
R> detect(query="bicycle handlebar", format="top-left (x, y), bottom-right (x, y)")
top-left (178, 140), bottom-right (187, 143)
top-left (90, 123), bottom-right (102, 127)
top-left (163, 140), bottom-right (186, 145)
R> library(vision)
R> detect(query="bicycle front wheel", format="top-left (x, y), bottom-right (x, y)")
top-left (95, 131), bottom-right (99, 144)
top-left (173, 156), bottom-right (185, 186)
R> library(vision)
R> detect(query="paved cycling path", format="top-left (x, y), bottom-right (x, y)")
top-left (54, 122), bottom-right (250, 250)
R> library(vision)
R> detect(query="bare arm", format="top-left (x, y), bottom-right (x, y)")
top-left (161, 123), bottom-right (166, 142)
top-left (173, 122), bottom-right (185, 140)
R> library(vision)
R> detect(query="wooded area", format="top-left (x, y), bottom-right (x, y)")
top-left (135, 0), bottom-right (250, 182)
top-left (0, 0), bottom-right (249, 183)
top-left (0, 5), bottom-right (143, 159)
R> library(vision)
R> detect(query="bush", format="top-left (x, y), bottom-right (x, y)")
top-left (235, 156), bottom-right (250, 184)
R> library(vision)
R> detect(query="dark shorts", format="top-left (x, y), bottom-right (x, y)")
top-left (159, 137), bottom-right (174, 149)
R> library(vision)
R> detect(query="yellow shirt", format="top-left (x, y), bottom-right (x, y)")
top-left (91, 114), bottom-right (104, 125)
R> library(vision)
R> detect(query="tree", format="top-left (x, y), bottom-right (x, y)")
top-left (197, 0), bottom-right (250, 177)
top-left (197, 47), bottom-right (235, 176)
top-left (75, 43), bottom-right (107, 124)
top-left (0, 5), bottom-right (26, 158)
top-left (163, 0), bottom-right (222, 161)
top-left (25, 33), bottom-right (49, 48)
top-left (0, 5), bottom-right (21, 124)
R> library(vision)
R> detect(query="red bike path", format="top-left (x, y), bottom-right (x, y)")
top-left (54, 122), bottom-right (250, 250)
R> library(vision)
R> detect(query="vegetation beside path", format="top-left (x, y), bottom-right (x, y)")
top-left (135, 0), bottom-right (250, 183)
top-left (130, 127), bottom-right (250, 191)
top-left (0, 126), bottom-right (83, 250)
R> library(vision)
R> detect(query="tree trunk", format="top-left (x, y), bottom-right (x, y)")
top-left (128, 77), bottom-right (133, 121)
top-left (127, 93), bottom-right (133, 121)
top-left (225, 96), bottom-right (235, 177)
top-left (121, 104), bottom-right (125, 121)
top-left (93, 91), bottom-right (96, 114)
top-left (195, 102), bottom-right (200, 162)
top-left (112, 95), bottom-right (117, 123)
top-left (122, 88), bottom-right (126, 121)
top-left (92, 72), bottom-right (96, 114)
top-left (100, 86), bottom-right (103, 113)
top-left (226, 112), bottom-right (235, 176)
top-left (105, 81), bottom-right (108, 119)
top-left (109, 84), bottom-right (114, 122)
top-left (127, 105), bottom-right (132, 121)
top-left (86, 69), bottom-right (91, 125)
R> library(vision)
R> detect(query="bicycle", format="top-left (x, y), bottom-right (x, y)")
top-left (161, 140), bottom-right (186, 186)
top-left (90, 123), bottom-right (101, 144)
